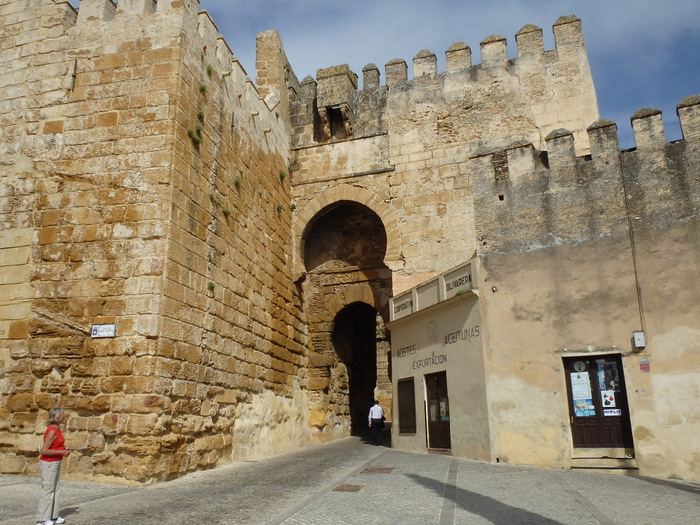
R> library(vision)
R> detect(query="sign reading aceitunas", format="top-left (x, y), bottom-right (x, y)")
top-left (389, 260), bottom-right (476, 322)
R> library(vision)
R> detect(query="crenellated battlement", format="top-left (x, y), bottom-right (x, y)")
top-left (469, 95), bottom-right (700, 256)
top-left (73, 0), bottom-right (193, 21)
top-left (291, 15), bottom-right (597, 155)
top-left (70, 0), bottom-right (194, 25)
top-left (0, 0), bottom-right (293, 169)
top-left (295, 15), bottom-right (589, 99)
top-left (51, 0), bottom-right (288, 150)
top-left (335, 15), bottom-right (586, 89)
top-left (472, 95), bottom-right (700, 176)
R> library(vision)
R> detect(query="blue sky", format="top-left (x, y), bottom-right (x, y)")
top-left (200, 0), bottom-right (699, 149)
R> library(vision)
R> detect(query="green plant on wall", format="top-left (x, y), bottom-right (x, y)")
top-left (279, 170), bottom-right (286, 181)
top-left (199, 83), bottom-right (207, 93)
top-left (222, 206), bottom-right (231, 217)
top-left (207, 281), bottom-right (215, 292)
top-left (276, 204), bottom-right (283, 213)
top-left (206, 64), bottom-right (213, 77)
top-left (188, 128), bottom-right (202, 146)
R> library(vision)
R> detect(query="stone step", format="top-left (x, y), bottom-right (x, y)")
top-left (571, 456), bottom-right (639, 471)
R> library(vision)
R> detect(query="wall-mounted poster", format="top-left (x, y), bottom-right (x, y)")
top-left (570, 372), bottom-right (595, 416)
top-left (440, 397), bottom-right (449, 422)
top-left (601, 390), bottom-right (616, 408)
top-left (597, 360), bottom-right (620, 390)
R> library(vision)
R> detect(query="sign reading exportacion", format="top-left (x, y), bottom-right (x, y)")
top-left (91, 324), bottom-right (116, 338)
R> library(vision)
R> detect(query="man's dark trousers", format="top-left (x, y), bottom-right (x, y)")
top-left (371, 419), bottom-right (383, 445)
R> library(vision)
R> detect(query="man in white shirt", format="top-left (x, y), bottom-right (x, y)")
top-left (368, 400), bottom-right (384, 445)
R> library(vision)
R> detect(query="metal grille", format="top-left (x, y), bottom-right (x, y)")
top-left (332, 484), bottom-right (364, 492)
top-left (361, 467), bottom-right (394, 474)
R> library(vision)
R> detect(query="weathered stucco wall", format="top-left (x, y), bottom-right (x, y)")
top-left (390, 292), bottom-right (488, 460)
top-left (617, 103), bottom-right (700, 478)
top-left (471, 109), bottom-right (700, 480)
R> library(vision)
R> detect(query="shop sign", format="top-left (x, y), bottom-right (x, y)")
top-left (444, 264), bottom-right (473, 299)
top-left (392, 293), bottom-right (413, 320)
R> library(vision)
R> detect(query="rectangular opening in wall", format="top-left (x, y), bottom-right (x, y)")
top-left (328, 106), bottom-right (347, 139)
top-left (493, 151), bottom-right (509, 180)
top-left (398, 377), bottom-right (417, 433)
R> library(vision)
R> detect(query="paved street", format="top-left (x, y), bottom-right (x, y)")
top-left (1, 436), bottom-right (698, 525)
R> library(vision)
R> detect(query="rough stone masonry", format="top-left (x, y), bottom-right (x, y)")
top-left (1, 0), bottom-right (698, 484)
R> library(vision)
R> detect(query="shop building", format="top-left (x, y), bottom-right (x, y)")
top-left (388, 260), bottom-right (490, 460)
top-left (389, 258), bottom-right (644, 472)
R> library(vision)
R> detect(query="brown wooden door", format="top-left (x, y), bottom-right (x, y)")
top-left (564, 355), bottom-right (634, 448)
top-left (426, 371), bottom-right (451, 449)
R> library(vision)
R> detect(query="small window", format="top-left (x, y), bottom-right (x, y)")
top-left (328, 106), bottom-right (346, 139)
top-left (398, 377), bottom-right (417, 433)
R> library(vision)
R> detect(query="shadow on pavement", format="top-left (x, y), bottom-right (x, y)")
top-left (356, 422), bottom-right (392, 447)
top-left (407, 472), bottom-right (565, 525)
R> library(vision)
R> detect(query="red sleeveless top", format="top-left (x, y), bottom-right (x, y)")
top-left (39, 425), bottom-right (65, 462)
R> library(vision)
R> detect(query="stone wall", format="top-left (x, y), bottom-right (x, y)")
top-left (1, 0), bottom-right (305, 483)
top-left (291, 16), bottom-right (599, 295)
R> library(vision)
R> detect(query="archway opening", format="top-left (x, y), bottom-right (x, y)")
top-left (303, 201), bottom-right (387, 273)
top-left (332, 302), bottom-right (378, 435)
top-left (301, 200), bottom-right (393, 442)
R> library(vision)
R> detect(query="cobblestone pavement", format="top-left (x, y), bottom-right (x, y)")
top-left (1, 436), bottom-right (698, 525)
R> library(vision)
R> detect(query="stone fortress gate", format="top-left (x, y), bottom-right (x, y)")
top-left (1, 0), bottom-right (698, 484)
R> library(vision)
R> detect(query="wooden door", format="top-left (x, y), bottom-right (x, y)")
top-left (564, 355), bottom-right (634, 448)
top-left (426, 371), bottom-right (451, 449)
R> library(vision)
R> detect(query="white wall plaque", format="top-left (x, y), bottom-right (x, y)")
top-left (91, 324), bottom-right (116, 338)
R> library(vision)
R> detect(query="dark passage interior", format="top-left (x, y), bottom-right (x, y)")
top-left (303, 201), bottom-right (387, 273)
top-left (332, 302), bottom-right (378, 435)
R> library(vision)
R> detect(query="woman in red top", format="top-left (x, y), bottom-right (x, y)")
top-left (37, 407), bottom-right (71, 525)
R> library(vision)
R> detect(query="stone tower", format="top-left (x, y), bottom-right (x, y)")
top-left (289, 15), bottom-right (600, 444)
top-left (1, 0), bottom-right (305, 482)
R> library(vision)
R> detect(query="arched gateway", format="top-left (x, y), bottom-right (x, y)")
top-left (300, 198), bottom-right (394, 442)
